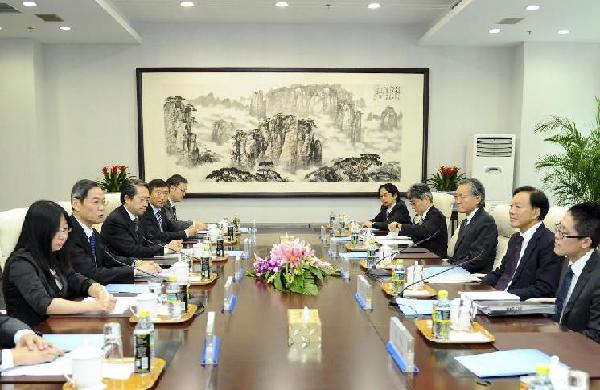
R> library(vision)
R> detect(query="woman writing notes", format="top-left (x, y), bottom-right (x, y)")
top-left (3, 201), bottom-right (116, 326)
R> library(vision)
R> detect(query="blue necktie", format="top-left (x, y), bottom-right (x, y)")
top-left (89, 232), bottom-right (97, 265)
top-left (156, 210), bottom-right (164, 232)
top-left (554, 266), bottom-right (574, 322)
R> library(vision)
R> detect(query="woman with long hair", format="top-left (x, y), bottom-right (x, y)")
top-left (3, 200), bottom-right (116, 326)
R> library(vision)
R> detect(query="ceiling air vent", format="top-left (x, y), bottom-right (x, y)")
top-left (497, 17), bottom-right (524, 25)
top-left (36, 14), bottom-right (64, 22)
top-left (0, 2), bottom-right (20, 13)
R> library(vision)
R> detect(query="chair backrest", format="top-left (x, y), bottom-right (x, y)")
top-left (431, 192), bottom-right (454, 231)
top-left (94, 192), bottom-right (122, 231)
top-left (489, 204), bottom-right (515, 270)
top-left (0, 207), bottom-right (28, 269)
top-left (543, 206), bottom-right (568, 234)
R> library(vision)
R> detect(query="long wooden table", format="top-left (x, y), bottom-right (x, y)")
top-left (3, 226), bottom-right (599, 389)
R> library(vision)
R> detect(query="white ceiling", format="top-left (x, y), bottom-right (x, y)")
top-left (0, 0), bottom-right (598, 45)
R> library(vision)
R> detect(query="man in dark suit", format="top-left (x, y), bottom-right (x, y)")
top-left (0, 314), bottom-right (62, 368)
top-left (482, 186), bottom-right (563, 300)
top-left (141, 179), bottom-right (198, 245)
top-left (165, 174), bottom-right (208, 231)
top-left (388, 183), bottom-right (448, 258)
top-left (362, 183), bottom-right (410, 231)
top-left (68, 179), bottom-right (161, 284)
top-left (553, 202), bottom-right (600, 343)
top-left (449, 178), bottom-right (498, 273)
top-left (101, 179), bottom-right (183, 259)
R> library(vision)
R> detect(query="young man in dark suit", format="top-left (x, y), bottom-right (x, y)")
top-left (165, 174), bottom-right (208, 231)
top-left (68, 179), bottom-right (161, 284)
top-left (449, 178), bottom-right (498, 273)
top-left (553, 202), bottom-right (600, 343)
top-left (101, 179), bottom-right (183, 259)
top-left (388, 183), bottom-right (448, 258)
top-left (481, 186), bottom-right (563, 300)
top-left (362, 183), bottom-right (410, 231)
top-left (141, 179), bottom-right (198, 245)
top-left (0, 315), bottom-right (62, 368)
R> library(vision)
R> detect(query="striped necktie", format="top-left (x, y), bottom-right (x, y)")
top-left (156, 210), bottom-right (164, 232)
top-left (89, 232), bottom-right (97, 266)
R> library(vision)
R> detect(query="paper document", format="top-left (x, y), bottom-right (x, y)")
top-left (43, 334), bottom-right (103, 352)
top-left (105, 284), bottom-right (149, 294)
top-left (375, 237), bottom-right (413, 245)
top-left (454, 349), bottom-right (555, 377)
top-left (2, 354), bottom-right (134, 379)
top-left (340, 252), bottom-right (368, 259)
top-left (394, 298), bottom-right (434, 316)
top-left (422, 266), bottom-right (469, 278)
top-left (526, 297), bottom-right (556, 303)
top-left (459, 291), bottom-right (520, 301)
top-left (83, 296), bottom-right (136, 315)
top-left (331, 236), bottom-right (352, 242)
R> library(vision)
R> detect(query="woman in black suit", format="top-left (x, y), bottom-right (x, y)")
top-left (362, 183), bottom-right (411, 231)
top-left (3, 201), bottom-right (116, 326)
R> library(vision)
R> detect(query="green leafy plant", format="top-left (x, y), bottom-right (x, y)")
top-left (535, 97), bottom-right (600, 205)
top-left (426, 166), bottom-right (465, 191)
top-left (100, 165), bottom-right (135, 192)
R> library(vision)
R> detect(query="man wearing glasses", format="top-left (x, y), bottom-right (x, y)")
top-left (68, 179), bottom-right (162, 283)
top-left (362, 183), bottom-right (410, 231)
top-left (553, 202), bottom-right (600, 343)
top-left (448, 178), bottom-right (498, 273)
top-left (165, 174), bottom-right (208, 231)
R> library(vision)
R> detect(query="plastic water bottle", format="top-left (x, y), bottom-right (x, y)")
top-left (216, 234), bottom-right (225, 257)
top-left (367, 242), bottom-right (377, 268)
top-left (392, 259), bottom-right (406, 294)
top-left (166, 275), bottom-right (182, 320)
top-left (133, 310), bottom-right (154, 374)
top-left (432, 290), bottom-right (451, 340)
top-left (529, 364), bottom-right (553, 389)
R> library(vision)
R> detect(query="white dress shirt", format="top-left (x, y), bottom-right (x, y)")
top-left (465, 208), bottom-right (479, 225)
top-left (1, 329), bottom-right (36, 370)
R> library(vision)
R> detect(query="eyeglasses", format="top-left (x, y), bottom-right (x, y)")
top-left (176, 186), bottom-right (187, 194)
top-left (554, 223), bottom-right (587, 240)
top-left (56, 227), bottom-right (72, 238)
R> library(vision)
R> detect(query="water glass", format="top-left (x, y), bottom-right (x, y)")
top-left (103, 322), bottom-right (123, 359)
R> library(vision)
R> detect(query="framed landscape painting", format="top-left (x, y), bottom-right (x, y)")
top-left (137, 67), bottom-right (429, 197)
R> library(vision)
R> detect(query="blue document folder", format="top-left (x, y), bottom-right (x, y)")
top-left (340, 252), bottom-right (368, 259)
top-left (422, 266), bottom-right (469, 278)
top-left (44, 334), bottom-right (104, 352)
top-left (394, 298), bottom-right (435, 316)
top-left (454, 349), bottom-right (558, 377)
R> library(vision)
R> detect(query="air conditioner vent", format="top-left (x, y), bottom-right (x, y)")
top-left (476, 137), bottom-right (514, 157)
top-left (497, 17), bottom-right (524, 25)
top-left (0, 2), bottom-right (20, 13)
top-left (36, 14), bottom-right (64, 22)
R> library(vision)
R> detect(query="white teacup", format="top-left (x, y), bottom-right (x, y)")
top-left (387, 230), bottom-right (399, 237)
top-left (130, 292), bottom-right (158, 319)
top-left (65, 343), bottom-right (104, 389)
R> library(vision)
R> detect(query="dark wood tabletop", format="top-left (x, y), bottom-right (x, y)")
top-left (3, 226), bottom-right (598, 389)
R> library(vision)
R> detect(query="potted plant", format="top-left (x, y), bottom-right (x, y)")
top-left (99, 165), bottom-right (135, 193)
top-left (535, 97), bottom-right (600, 205)
top-left (426, 166), bottom-right (465, 192)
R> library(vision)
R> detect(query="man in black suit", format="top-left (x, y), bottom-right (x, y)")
top-left (0, 314), bottom-right (62, 368)
top-left (388, 183), bottom-right (448, 258)
top-left (449, 178), bottom-right (498, 273)
top-left (482, 186), bottom-right (563, 300)
top-left (553, 202), bottom-right (600, 343)
top-left (362, 183), bottom-right (410, 231)
top-left (101, 179), bottom-right (183, 259)
top-left (141, 179), bottom-right (198, 245)
top-left (165, 174), bottom-right (208, 231)
top-left (68, 179), bottom-right (161, 284)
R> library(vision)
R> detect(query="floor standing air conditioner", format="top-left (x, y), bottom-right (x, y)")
top-left (465, 134), bottom-right (516, 206)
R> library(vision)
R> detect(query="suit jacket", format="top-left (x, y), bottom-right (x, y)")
top-left (449, 208), bottom-right (498, 273)
top-left (140, 206), bottom-right (187, 245)
top-left (67, 216), bottom-right (134, 284)
top-left (101, 205), bottom-right (164, 259)
top-left (482, 223), bottom-right (563, 301)
top-left (0, 315), bottom-right (29, 350)
top-left (2, 249), bottom-right (93, 326)
top-left (164, 201), bottom-right (193, 231)
top-left (371, 202), bottom-right (411, 231)
top-left (399, 206), bottom-right (448, 258)
top-left (558, 251), bottom-right (600, 343)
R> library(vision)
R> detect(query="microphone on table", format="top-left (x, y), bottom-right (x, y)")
top-left (104, 249), bottom-right (164, 280)
top-left (392, 249), bottom-right (486, 301)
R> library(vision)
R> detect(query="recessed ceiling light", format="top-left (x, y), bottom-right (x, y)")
top-left (275, 1), bottom-right (289, 7)
top-left (558, 29), bottom-right (570, 35)
top-left (368, 2), bottom-right (381, 9)
top-left (180, 1), bottom-right (194, 7)
top-left (59, 26), bottom-right (71, 31)
top-left (489, 28), bottom-right (501, 34)
top-left (0, 27), bottom-right (3, 31)
top-left (22, 1), bottom-right (37, 6)
top-left (525, 5), bottom-right (540, 11)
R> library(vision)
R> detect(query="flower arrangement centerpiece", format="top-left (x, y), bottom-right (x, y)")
top-left (426, 165), bottom-right (465, 192)
top-left (249, 239), bottom-right (339, 295)
top-left (100, 165), bottom-right (134, 192)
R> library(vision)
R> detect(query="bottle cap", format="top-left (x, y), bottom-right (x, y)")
top-left (139, 310), bottom-right (149, 318)
top-left (535, 363), bottom-right (550, 376)
top-left (168, 274), bottom-right (177, 282)
top-left (438, 290), bottom-right (448, 299)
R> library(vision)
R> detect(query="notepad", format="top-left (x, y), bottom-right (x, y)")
top-left (454, 349), bottom-right (556, 377)
top-left (459, 291), bottom-right (520, 301)
top-left (105, 284), bottom-right (150, 294)
top-left (44, 334), bottom-right (104, 352)
top-left (394, 298), bottom-right (434, 316)
top-left (83, 296), bottom-right (136, 315)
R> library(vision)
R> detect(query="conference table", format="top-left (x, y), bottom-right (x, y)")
top-left (3, 226), bottom-right (599, 389)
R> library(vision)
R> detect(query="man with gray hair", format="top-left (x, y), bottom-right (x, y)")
top-left (449, 178), bottom-right (498, 273)
top-left (388, 183), bottom-right (448, 257)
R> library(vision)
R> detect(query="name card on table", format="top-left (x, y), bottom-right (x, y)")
top-left (355, 275), bottom-right (373, 310)
top-left (222, 276), bottom-right (237, 312)
top-left (386, 317), bottom-right (418, 373)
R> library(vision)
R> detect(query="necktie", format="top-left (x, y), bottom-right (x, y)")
top-left (89, 232), bottom-right (97, 266)
top-left (554, 266), bottom-right (574, 323)
top-left (156, 210), bottom-right (164, 232)
top-left (495, 235), bottom-right (524, 290)
top-left (171, 205), bottom-right (177, 219)
top-left (457, 219), bottom-right (468, 242)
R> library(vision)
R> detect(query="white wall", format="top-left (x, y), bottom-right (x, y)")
top-left (517, 42), bottom-right (600, 204)
top-left (2, 23), bottom-right (521, 221)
